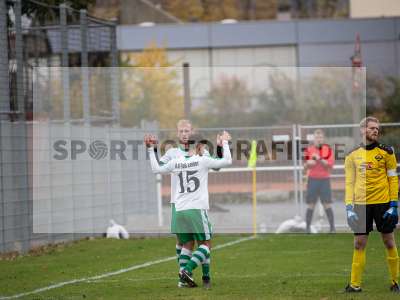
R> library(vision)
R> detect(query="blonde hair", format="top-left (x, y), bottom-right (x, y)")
top-left (360, 116), bottom-right (379, 128)
top-left (176, 119), bottom-right (192, 129)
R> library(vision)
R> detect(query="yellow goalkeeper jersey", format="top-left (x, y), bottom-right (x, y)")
top-left (344, 142), bottom-right (398, 205)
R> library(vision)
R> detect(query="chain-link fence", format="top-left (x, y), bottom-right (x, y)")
top-left (0, 0), bottom-right (118, 253)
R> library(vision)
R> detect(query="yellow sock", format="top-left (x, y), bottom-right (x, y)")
top-left (386, 247), bottom-right (399, 284)
top-left (351, 248), bottom-right (366, 287)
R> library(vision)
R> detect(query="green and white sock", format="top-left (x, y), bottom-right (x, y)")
top-left (179, 248), bottom-right (192, 271)
top-left (202, 257), bottom-right (210, 278)
top-left (185, 245), bottom-right (210, 274)
top-left (176, 244), bottom-right (182, 264)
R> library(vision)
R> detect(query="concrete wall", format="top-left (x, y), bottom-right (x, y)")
top-left (117, 17), bottom-right (400, 76)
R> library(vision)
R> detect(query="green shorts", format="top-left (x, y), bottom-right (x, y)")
top-left (171, 205), bottom-right (212, 244)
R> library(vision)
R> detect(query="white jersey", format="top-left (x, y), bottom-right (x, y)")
top-left (149, 142), bottom-right (231, 211)
top-left (159, 146), bottom-right (210, 204)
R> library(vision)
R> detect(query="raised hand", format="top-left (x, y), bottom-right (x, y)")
top-left (216, 134), bottom-right (222, 147)
top-left (220, 131), bottom-right (231, 142)
top-left (144, 134), bottom-right (158, 148)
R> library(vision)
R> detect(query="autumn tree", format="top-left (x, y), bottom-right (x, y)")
top-left (119, 44), bottom-right (184, 128)
top-left (160, 0), bottom-right (277, 22)
top-left (254, 68), bottom-right (356, 125)
top-left (193, 74), bottom-right (251, 127)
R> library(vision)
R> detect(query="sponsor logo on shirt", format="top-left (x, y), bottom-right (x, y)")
top-left (175, 161), bottom-right (200, 169)
top-left (359, 162), bottom-right (374, 171)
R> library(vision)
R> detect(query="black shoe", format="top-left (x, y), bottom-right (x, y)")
top-left (202, 276), bottom-right (211, 289)
top-left (179, 269), bottom-right (197, 288)
top-left (390, 282), bottom-right (400, 293)
top-left (177, 279), bottom-right (188, 288)
top-left (344, 284), bottom-right (362, 293)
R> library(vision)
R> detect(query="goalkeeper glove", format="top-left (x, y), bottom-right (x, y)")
top-left (346, 204), bottom-right (359, 231)
top-left (383, 201), bottom-right (398, 227)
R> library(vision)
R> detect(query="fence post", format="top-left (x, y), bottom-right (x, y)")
top-left (14, 0), bottom-right (24, 116)
top-left (292, 124), bottom-right (299, 216)
top-left (14, 0), bottom-right (30, 252)
top-left (0, 0), bottom-right (5, 251)
top-left (80, 9), bottom-right (90, 124)
top-left (0, 0), bottom-right (9, 116)
top-left (60, 3), bottom-right (70, 121)
top-left (297, 124), bottom-right (304, 216)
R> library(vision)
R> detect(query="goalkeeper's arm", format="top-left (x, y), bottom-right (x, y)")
top-left (344, 154), bottom-right (355, 206)
top-left (383, 149), bottom-right (399, 226)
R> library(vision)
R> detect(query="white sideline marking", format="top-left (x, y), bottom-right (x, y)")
top-left (0, 236), bottom-right (255, 300)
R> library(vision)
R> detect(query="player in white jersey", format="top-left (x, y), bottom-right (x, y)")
top-left (144, 119), bottom-right (223, 288)
top-left (148, 131), bottom-right (232, 288)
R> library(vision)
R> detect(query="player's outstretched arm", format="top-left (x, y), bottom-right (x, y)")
top-left (148, 146), bottom-right (174, 174)
top-left (144, 134), bottom-right (171, 165)
top-left (216, 133), bottom-right (223, 159)
top-left (211, 133), bottom-right (223, 171)
top-left (204, 131), bottom-right (232, 169)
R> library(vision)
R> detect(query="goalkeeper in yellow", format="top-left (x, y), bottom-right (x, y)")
top-left (344, 116), bottom-right (399, 293)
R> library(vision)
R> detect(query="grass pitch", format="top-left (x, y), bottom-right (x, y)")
top-left (1, 233), bottom-right (400, 299)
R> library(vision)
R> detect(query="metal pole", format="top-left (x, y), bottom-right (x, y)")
top-left (0, 0), bottom-right (10, 116)
top-left (0, 115), bottom-right (4, 252)
top-left (183, 62), bottom-right (191, 119)
top-left (80, 9), bottom-right (90, 124)
top-left (14, 0), bottom-right (24, 116)
top-left (110, 22), bottom-right (120, 123)
top-left (14, 0), bottom-right (30, 253)
top-left (292, 124), bottom-right (299, 216)
top-left (60, 3), bottom-right (70, 121)
top-left (156, 174), bottom-right (163, 227)
top-left (0, 0), bottom-right (5, 249)
top-left (60, 3), bottom-right (74, 241)
top-left (80, 9), bottom-right (94, 235)
top-left (297, 124), bottom-right (304, 216)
